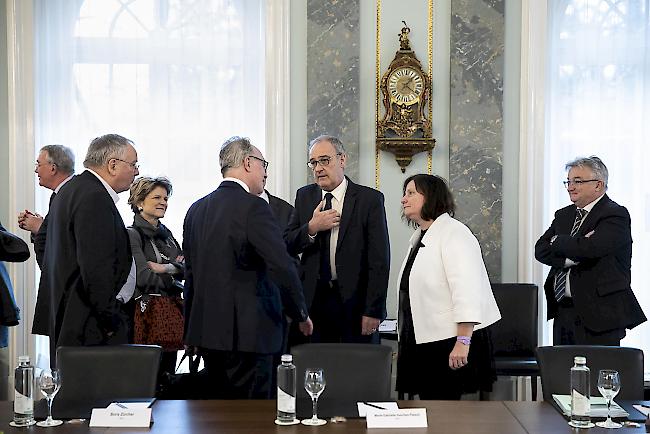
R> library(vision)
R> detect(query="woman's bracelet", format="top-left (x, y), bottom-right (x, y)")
top-left (456, 335), bottom-right (471, 345)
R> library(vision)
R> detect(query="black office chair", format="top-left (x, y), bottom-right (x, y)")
top-left (490, 283), bottom-right (540, 400)
top-left (536, 345), bottom-right (644, 402)
top-left (291, 343), bottom-right (392, 417)
top-left (47, 344), bottom-right (162, 419)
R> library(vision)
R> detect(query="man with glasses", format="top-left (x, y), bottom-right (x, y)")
top-left (18, 145), bottom-right (75, 268)
top-left (183, 136), bottom-right (312, 399)
top-left (535, 156), bottom-right (646, 345)
top-left (285, 135), bottom-right (390, 345)
top-left (39, 134), bottom-right (139, 366)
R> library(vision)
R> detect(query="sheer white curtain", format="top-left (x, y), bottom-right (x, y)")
top-left (545, 0), bottom-right (650, 372)
top-left (31, 0), bottom-right (267, 367)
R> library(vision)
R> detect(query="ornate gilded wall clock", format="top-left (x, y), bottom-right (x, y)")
top-left (376, 22), bottom-right (435, 172)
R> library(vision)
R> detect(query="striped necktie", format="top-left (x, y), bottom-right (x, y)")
top-left (554, 208), bottom-right (587, 302)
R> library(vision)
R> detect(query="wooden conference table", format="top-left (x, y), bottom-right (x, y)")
top-left (0, 400), bottom-right (647, 433)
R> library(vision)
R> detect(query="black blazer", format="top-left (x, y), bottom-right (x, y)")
top-left (182, 181), bottom-right (309, 354)
top-left (267, 191), bottom-right (294, 230)
top-left (37, 171), bottom-right (132, 352)
top-left (535, 194), bottom-right (646, 332)
top-left (285, 177), bottom-right (390, 320)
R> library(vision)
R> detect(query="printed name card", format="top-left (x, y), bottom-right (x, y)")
top-left (366, 408), bottom-right (428, 428)
top-left (89, 407), bottom-right (152, 427)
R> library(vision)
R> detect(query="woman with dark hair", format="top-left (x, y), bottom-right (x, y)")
top-left (127, 176), bottom-right (184, 379)
top-left (396, 174), bottom-right (501, 399)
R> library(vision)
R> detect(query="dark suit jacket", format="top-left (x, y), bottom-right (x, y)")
top-left (535, 194), bottom-right (646, 333)
top-left (38, 171), bottom-right (132, 354)
top-left (182, 181), bottom-right (309, 355)
top-left (285, 177), bottom-right (390, 320)
top-left (267, 191), bottom-right (294, 231)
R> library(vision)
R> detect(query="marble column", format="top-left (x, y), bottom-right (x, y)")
top-left (307, 0), bottom-right (360, 181)
top-left (449, 0), bottom-right (504, 281)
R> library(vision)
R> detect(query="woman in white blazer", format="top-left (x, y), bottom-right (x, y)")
top-left (396, 174), bottom-right (501, 400)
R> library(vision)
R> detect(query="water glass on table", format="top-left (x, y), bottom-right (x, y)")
top-left (301, 368), bottom-right (327, 426)
top-left (595, 369), bottom-right (622, 429)
top-left (36, 368), bottom-right (63, 427)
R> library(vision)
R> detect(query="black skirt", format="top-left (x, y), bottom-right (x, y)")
top-left (396, 230), bottom-right (497, 399)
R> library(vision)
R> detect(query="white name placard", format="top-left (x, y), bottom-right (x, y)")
top-left (366, 408), bottom-right (428, 428)
top-left (89, 407), bottom-right (152, 427)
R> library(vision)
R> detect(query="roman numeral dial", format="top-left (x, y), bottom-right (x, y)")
top-left (387, 67), bottom-right (424, 105)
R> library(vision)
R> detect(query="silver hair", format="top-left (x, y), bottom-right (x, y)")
top-left (219, 136), bottom-right (255, 175)
top-left (83, 134), bottom-right (134, 169)
top-left (308, 135), bottom-right (347, 155)
top-left (565, 156), bottom-right (609, 188)
top-left (41, 144), bottom-right (75, 175)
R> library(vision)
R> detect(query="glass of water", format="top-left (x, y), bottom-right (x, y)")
top-left (36, 369), bottom-right (63, 427)
top-left (301, 368), bottom-right (326, 426)
top-left (595, 369), bottom-right (622, 429)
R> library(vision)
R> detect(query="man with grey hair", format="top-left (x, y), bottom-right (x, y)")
top-left (18, 145), bottom-right (75, 267)
top-left (38, 134), bottom-right (139, 365)
top-left (535, 156), bottom-right (646, 345)
top-left (183, 136), bottom-right (312, 399)
top-left (285, 134), bottom-right (390, 345)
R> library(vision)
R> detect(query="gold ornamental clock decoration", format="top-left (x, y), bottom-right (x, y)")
top-left (376, 22), bottom-right (435, 173)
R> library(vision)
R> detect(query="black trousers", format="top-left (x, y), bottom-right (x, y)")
top-left (292, 280), bottom-right (379, 345)
top-left (202, 349), bottom-right (274, 399)
top-left (553, 299), bottom-right (625, 346)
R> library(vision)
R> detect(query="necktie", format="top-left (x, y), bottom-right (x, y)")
top-left (49, 192), bottom-right (56, 207)
top-left (318, 193), bottom-right (334, 282)
top-left (554, 208), bottom-right (587, 302)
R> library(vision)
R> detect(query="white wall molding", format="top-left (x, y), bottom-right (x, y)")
top-left (264, 0), bottom-right (291, 201)
top-left (518, 0), bottom-right (549, 344)
top-left (5, 0), bottom-right (37, 370)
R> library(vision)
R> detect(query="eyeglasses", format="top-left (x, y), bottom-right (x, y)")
top-left (307, 153), bottom-right (342, 169)
top-left (35, 161), bottom-right (55, 169)
top-left (563, 179), bottom-right (600, 187)
top-left (112, 158), bottom-right (140, 170)
top-left (248, 155), bottom-right (269, 171)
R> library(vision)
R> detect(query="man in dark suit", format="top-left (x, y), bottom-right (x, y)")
top-left (40, 134), bottom-right (139, 364)
top-left (18, 145), bottom-right (75, 268)
top-left (18, 145), bottom-right (75, 338)
top-left (285, 135), bottom-right (390, 344)
top-left (535, 156), bottom-right (646, 345)
top-left (183, 136), bottom-right (312, 399)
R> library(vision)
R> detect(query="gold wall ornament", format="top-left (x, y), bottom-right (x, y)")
top-left (376, 22), bottom-right (435, 173)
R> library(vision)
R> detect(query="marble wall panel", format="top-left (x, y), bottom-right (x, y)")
top-left (449, 0), bottom-right (504, 281)
top-left (307, 0), bottom-right (360, 181)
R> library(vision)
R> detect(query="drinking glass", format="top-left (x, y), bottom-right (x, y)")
top-left (36, 369), bottom-right (63, 427)
top-left (595, 369), bottom-right (622, 429)
top-left (301, 368), bottom-right (326, 426)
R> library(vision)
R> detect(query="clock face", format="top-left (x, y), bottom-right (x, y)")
top-left (387, 67), bottom-right (424, 104)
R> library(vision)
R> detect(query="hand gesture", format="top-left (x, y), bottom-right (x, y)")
top-left (307, 199), bottom-right (340, 235)
top-left (299, 317), bottom-right (314, 336)
top-left (18, 210), bottom-right (43, 234)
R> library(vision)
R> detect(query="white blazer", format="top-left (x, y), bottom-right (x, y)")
top-left (397, 213), bottom-right (501, 344)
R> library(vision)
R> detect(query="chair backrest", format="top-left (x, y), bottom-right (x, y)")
top-left (536, 345), bottom-right (644, 402)
top-left (291, 343), bottom-right (392, 402)
top-left (490, 283), bottom-right (538, 358)
top-left (52, 344), bottom-right (162, 418)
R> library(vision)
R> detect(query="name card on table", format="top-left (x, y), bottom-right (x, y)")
top-left (366, 408), bottom-right (428, 428)
top-left (89, 407), bottom-right (152, 427)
